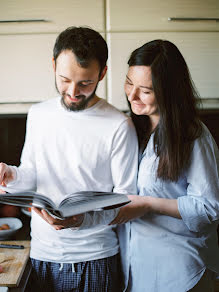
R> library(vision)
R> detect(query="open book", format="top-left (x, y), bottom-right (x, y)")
top-left (0, 186), bottom-right (130, 219)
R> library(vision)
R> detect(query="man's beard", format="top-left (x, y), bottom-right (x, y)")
top-left (55, 81), bottom-right (98, 112)
top-left (61, 89), bottom-right (97, 111)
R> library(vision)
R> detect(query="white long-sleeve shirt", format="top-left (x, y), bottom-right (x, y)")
top-left (11, 97), bottom-right (138, 263)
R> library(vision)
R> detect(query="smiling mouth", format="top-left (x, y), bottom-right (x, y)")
top-left (66, 95), bottom-right (84, 103)
top-left (133, 102), bottom-right (144, 106)
top-left (68, 97), bottom-right (80, 102)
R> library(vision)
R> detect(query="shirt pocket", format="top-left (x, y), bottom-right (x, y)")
top-left (138, 153), bottom-right (164, 195)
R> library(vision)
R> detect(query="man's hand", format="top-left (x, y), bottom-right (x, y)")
top-left (110, 195), bottom-right (151, 225)
top-left (0, 163), bottom-right (16, 189)
top-left (32, 207), bottom-right (84, 230)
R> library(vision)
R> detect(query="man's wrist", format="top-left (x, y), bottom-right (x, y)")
top-left (10, 166), bottom-right (17, 181)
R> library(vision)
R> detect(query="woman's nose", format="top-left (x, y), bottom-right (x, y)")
top-left (128, 87), bottom-right (139, 102)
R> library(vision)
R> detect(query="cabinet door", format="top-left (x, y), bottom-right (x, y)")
top-left (107, 0), bottom-right (219, 31)
top-left (0, 0), bottom-right (104, 34)
top-left (0, 34), bottom-right (106, 105)
top-left (107, 32), bottom-right (219, 110)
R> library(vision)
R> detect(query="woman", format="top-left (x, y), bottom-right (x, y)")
top-left (112, 40), bottom-right (219, 291)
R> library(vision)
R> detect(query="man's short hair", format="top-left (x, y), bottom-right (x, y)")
top-left (53, 26), bottom-right (108, 74)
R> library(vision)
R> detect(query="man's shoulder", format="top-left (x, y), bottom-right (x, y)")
top-left (97, 99), bottom-right (129, 122)
top-left (29, 97), bottom-right (59, 114)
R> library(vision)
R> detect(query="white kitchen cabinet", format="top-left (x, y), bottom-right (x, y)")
top-left (0, 0), bottom-right (218, 113)
top-left (0, 0), bottom-right (106, 110)
top-left (0, 0), bottom-right (104, 34)
top-left (107, 0), bottom-right (219, 32)
top-left (107, 32), bottom-right (219, 110)
top-left (0, 34), bottom-right (106, 104)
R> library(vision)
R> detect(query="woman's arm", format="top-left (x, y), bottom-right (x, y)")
top-left (112, 128), bottom-right (219, 229)
top-left (110, 195), bottom-right (181, 225)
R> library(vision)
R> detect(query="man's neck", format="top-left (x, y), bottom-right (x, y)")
top-left (87, 95), bottom-right (100, 109)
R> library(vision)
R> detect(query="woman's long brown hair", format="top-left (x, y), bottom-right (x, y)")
top-left (128, 40), bottom-right (202, 181)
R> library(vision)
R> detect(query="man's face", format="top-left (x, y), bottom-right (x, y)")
top-left (54, 50), bottom-right (104, 111)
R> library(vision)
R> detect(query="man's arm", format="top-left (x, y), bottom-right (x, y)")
top-left (111, 118), bottom-right (138, 195)
top-left (77, 117), bottom-right (139, 229)
top-left (0, 107), bottom-right (37, 190)
top-left (34, 116), bottom-right (139, 230)
top-left (9, 107), bottom-right (37, 191)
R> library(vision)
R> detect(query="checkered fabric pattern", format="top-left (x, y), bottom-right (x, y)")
top-left (25, 254), bottom-right (122, 292)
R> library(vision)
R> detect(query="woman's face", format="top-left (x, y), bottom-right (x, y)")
top-left (125, 66), bottom-right (159, 117)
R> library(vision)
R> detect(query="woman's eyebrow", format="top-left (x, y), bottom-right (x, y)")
top-left (126, 75), bottom-right (132, 82)
top-left (126, 75), bottom-right (153, 90)
top-left (140, 85), bottom-right (153, 90)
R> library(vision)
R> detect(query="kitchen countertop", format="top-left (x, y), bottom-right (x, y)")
top-left (0, 212), bottom-right (31, 292)
top-left (0, 241), bottom-right (31, 292)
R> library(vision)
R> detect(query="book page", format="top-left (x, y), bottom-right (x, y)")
top-left (0, 186), bottom-right (57, 210)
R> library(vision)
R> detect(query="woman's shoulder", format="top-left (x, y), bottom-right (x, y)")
top-left (196, 122), bottom-right (216, 144)
top-left (192, 122), bottom-right (219, 157)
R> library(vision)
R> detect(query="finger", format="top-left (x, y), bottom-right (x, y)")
top-left (32, 207), bottom-right (42, 215)
top-left (41, 209), bottom-right (56, 224)
top-left (41, 209), bottom-right (64, 225)
top-left (32, 207), bottom-right (45, 219)
top-left (32, 207), bottom-right (52, 222)
top-left (109, 216), bottom-right (122, 225)
top-left (54, 225), bottom-right (65, 230)
top-left (33, 208), bottom-right (62, 227)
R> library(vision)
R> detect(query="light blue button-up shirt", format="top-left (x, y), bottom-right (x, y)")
top-left (119, 124), bottom-right (219, 292)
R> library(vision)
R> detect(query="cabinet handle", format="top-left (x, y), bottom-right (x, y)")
top-left (168, 17), bottom-right (219, 22)
top-left (0, 19), bottom-right (49, 23)
top-left (0, 102), bottom-right (39, 104)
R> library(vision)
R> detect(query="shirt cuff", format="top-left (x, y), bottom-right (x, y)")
top-left (177, 196), bottom-right (211, 232)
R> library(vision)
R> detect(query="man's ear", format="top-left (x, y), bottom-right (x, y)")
top-left (99, 66), bottom-right (107, 81)
top-left (52, 57), bottom-right (56, 72)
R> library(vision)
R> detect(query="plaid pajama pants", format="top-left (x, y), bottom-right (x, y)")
top-left (25, 254), bottom-right (122, 292)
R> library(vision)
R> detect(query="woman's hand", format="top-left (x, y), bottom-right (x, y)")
top-left (32, 207), bottom-right (84, 230)
top-left (109, 195), bottom-right (151, 225)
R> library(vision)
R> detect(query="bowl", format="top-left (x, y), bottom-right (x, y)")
top-left (21, 207), bottom-right (31, 217)
top-left (0, 217), bottom-right (23, 240)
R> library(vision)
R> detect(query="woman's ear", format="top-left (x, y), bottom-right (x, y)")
top-left (99, 66), bottom-right (107, 81)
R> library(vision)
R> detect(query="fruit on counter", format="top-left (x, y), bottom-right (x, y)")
top-left (0, 223), bottom-right (10, 230)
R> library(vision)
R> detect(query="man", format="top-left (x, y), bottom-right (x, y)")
top-left (0, 26), bottom-right (138, 291)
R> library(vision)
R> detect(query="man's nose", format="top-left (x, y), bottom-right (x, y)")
top-left (67, 83), bottom-right (80, 97)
